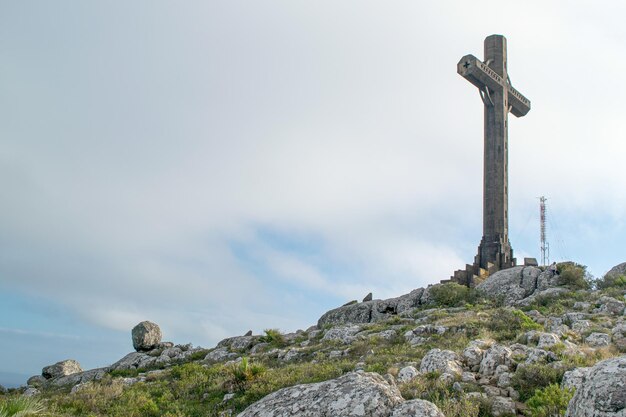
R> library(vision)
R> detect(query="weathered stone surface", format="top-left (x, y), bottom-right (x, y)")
top-left (491, 396), bottom-right (516, 417)
top-left (397, 366), bottom-right (420, 383)
top-left (565, 355), bottom-right (626, 417)
top-left (132, 321), bottom-right (162, 351)
top-left (598, 296), bottom-right (625, 316)
top-left (27, 375), bottom-right (46, 387)
top-left (605, 262), bottom-right (626, 278)
top-left (110, 352), bottom-right (158, 371)
top-left (363, 292), bottom-right (373, 302)
top-left (537, 332), bottom-right (561, 349)
top-left (476, 266), bottom-right (542, 304)
top-left (479, 345), bottom-right (512, 376)
top-left (317, 288), bottom-right (426, 327)
top-left (218, 336), bottom-right (260, 351)
top-left (47, 367), bottom-right (108, 387)
top-left (585, 333), bottom-right (611, 348)
top-left (390, 399), bottom-right (445, 417)
top-left (562, 367), bottom-right (591, 390)
top-left (237, 372), bottom-right (404, 417)
top-left (23, 387), bottom-right (40, 397)
top-left (42, 359), bottom-right (83, 379)
top-left (322, 325), bottom-right (363, 344)
top-left (420, 349), bottom-right (463, 377)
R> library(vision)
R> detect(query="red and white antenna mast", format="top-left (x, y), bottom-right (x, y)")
top-left (539, 196), bottom-right (549, 266)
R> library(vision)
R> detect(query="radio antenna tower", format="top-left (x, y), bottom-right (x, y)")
top-left (539, 196), bottom-right (549, 266)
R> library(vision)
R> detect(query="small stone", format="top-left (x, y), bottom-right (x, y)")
top-left (22, 387), bottom-right (40, 397)
top-left (362, 292), bottom-right (373, 302)
top-left (244, 330), bottom-right (252, 337)
top-left (397, 366), bottom-right (420, 383)
top-left (132, 321), bottom-right (162, 352)
top-left (461, 372), bottom-right (476, 383)
top-left (223, 393), bottom-right (235, 402)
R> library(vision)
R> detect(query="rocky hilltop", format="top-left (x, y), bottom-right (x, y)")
top-left (1, 261), bottom-right (626, 417)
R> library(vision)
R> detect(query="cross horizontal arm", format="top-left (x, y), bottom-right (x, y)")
top-left (507, 85), bottom-right (530, 117)
top-left (457, 55), bottom-right (503, 93)
top-left (458, 54), bottom-right (531, 118)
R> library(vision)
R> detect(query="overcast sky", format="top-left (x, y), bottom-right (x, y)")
top-left (2, 1), bottom-right (625, 387)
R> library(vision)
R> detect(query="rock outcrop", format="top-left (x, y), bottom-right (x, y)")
top-left (318, 288), bottom-right (428, 327)
top-left (132, 321), bottom-right (162, 351)
top-left (605, 262), bottom-right (626, 278)
top-left (475, 266), bottom-right (562, 305)
top-left (237, 372), bottom-right (406, 416)
top-left (565, 355), bottom-right (626, 417)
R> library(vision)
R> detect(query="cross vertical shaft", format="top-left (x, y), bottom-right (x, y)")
top-left (480, 35), bottom-right (512, 270)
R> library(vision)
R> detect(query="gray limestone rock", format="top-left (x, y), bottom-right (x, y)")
top-left (22, 387), bottom-right (40, 397)
top-left (42, 359), bottom-right (83, 379)
top-left (491, 396), bottom-right (517, 417)
top-left (420, 349), bottom-right (463, 377)
top-left (317, 288), bottom-right (426, 327)
top-left (397, 366), bottom-right (420, 383)
top-left (479, 345), bottom-right (512, 377)
top-left (110, 352), bottom-right (158, 371)
top-left (205, 347), bottom-right (239, 363)
top-left (476, 266), bottom-right (542, 304)
top-left (565, 355), bottom-right (626, 417)
top-left (363, 292), bottom-right (373, 302)
top-left (390, 399), bottom-right (445, 417)
top-left (48, 367), bottom-right (108, 388)
top-left (605, 262), bottom-right (626, 278)
top-left (237, 372), bottom-right (404, 417)
top-left (132, 321), bottom-right (162, 352)
top-left (27, 375), bottom-right (46, 387)
top-left (537, 332), bottom-right (561, 349)
top-left (322, 325), bottom-right (363, 344)
top-left (598, 296), bottom-right (626, 316)
top-left (562, 367), bottom-right (591, 391)
top-left (586, 333), bottom-right (611, 348)
top-left (217, 336), bottom-right (260, 351)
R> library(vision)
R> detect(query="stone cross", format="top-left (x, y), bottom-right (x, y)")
top-left (457, 34), bottom-right (531, 274)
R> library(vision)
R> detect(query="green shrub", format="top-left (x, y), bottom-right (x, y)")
top-left (487, 308), bottom-right (542, 341)
top-left (226, 357), bottom-right (266, 392)
top-left (430, 283), bottom-right (478, 307)
top-left (558, 263), bottom-right (592, 290)
top-left (259, 329), bottom-right (286, 347)
top-left (512, 363), bottom-right (565, 401)
top-left (526, 383), bottom-right (574, 417)
top-left (595, 274), bottom-right (626, 290)
top-left (0, 396), bottom-right (47, 416)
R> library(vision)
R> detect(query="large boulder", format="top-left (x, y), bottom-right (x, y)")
top-left (479, 344), bottom-right (512, 377)
top-left (318, 289), bottom-right (426, 327)
top-left (132, 321), bottom-right (162, 351)
top-left (42, 359), bottom-right (83, 379)
top-left (420, 349), bottom-right (463, 377)
top-left (476, 266), bottom-right (545, 304)
top-left (237, 372), bottom-right (404, 416)
top-left (565, 355), bottom-right (626, 417)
